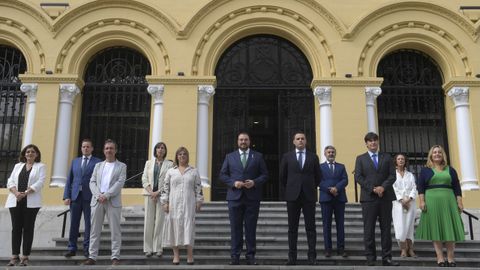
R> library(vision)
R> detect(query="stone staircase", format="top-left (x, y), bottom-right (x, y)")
top-left (1, 202), bottom-right (480, 269)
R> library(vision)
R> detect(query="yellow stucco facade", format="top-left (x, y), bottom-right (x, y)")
top-left (1, 0), bottom-right (480, 207)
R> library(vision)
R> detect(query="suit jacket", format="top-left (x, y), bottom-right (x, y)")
top-left (89, 160), bottom-right (126, 208)
top-left (279, 150), bottom-right (322, 202)
top-left (63, 156), bottom-right (102, 201)
top-left (319, 162), bottom-right (348, 203)
top-left (5, 162), bottom-right (46, 208)
top-left (354, 152), bottom-right (396, 202)
top-left (141, 159), bottom-right (174, 195)
top-left (219, 149), bottom-right (268, 201)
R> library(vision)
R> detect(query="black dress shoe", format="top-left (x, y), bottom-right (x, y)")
top-left (308, 258), bottom-right (318, 265)
top-left (285, 260), bottom-right (296, 265)
top-left (382, 259), bottom-right (400, 266)
top-left (337, 249), bottom-right (348, 257)
top-left (366, 260), bottom-right (376, 266)
top-left (325, 250), bottom-right (332, 257)
top-left (64, 251), bottom-right (76, 257)
top-left (229, 259), bottom-right (239, 265)
top-left (246, 260), bottom-right (258, 265)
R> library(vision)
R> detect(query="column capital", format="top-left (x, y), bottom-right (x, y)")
top-left (20, 83), bottom-right (38, 102)
top-left (59, 84), bottom-right (80, 104)
top-left (313, 86), bottom-right (332, 105)
top-left (147, 84), bottom-right (165, 104)
top-left (365, 86), bottom-right (382, 106)
top-left (448, 87), bottom-right (469, 107)
top-left (198, 85), bottom-right (215, 105)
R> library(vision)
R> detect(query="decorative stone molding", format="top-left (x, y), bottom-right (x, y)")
top-left (447, 87), bottom-right (469, 107)
top-left (20, 83), bottom-right (38, 102)
top-left (1, 0), bottom-right (53, 32)
top-left (311, 77), bottom-right (383, 88)
top-left (147, 84), bottom-right (165, 104)
top-left (56, 18), bottom-right (170, 74)
top-left (59, 84), bottom-right (80, 104)
top-left (357, 21), bottom-right (472, 77)
top-left (365, 87), bottom-right (382, 106)
top-left (313, 86), bottom-right (332, 105)
top-left (146, 76), bottom-right (216, 85)
top-left (198, 85), bottom-right (215, 105)
top-left (191, 5), bottom-right (336, 76)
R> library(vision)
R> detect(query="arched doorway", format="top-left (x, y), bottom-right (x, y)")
top-left (79, 47), bottom-right (151, 187)
top-left (0, 45), bottom-right (27, 187)
top-left (212, 35), bottom-right (315, 201)
top-left (377, 49), bottom-right (448, 175)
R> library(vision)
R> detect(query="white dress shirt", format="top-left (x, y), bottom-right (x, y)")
top-left (100, 161), bottom-right (115, 193)
top-left (296, 149), bottom-right (305, 168)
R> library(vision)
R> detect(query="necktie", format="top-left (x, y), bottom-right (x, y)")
top-left (81, 157), bottom-right (88, 175)
top-left (241, 151), bottom-right (247, 168)
top-left (329, 162), bottom-right (334, 174)
top-left (372, 153), bottom-right (378, 169)
top-left (298, 151), bottom-right (303, 169)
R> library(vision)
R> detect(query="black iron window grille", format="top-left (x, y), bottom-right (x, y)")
top-left (0, 45), bottom-right (27, 187)
top-left (80, 47), bottom-right (151, 187)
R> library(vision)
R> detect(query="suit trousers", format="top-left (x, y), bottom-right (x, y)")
top-left (9, 199), bottom-right (40, 256)
top-left (227, 195), bottom-right (260, 260)
top-left (320, 200), bottom-right (345, 251)
top-left (287, 193), bottom-right (317, 261)
top-left (89, 201), bottom-right (122, 260)
top-left (361, 199), bottom-right (393, 261)
top-left (143, 196), bottom-right (165, 253)
top-left (68, 191), bottom-right (91, 253)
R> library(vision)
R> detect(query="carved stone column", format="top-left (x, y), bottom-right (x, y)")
top-left (196, 85), bottom-right (215, 187)
top-left (365, 87), bottom-right (382, 133)
top-left (50, 84), bottom-right (80, 187)
top-left (448, 87), bottom-right (479, 190)
top-left (20, 83), bottom-right (38, 147)
top-left (314, 86), bottom-right (332, 162)
top-left (147, 84), bottom-right (165, 157)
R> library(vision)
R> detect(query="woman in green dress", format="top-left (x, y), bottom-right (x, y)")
top-left (416, 145), bottom-right (464, 267)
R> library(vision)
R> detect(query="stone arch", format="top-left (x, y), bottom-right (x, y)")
top-left (57, 24), bottom-right (170, 76)
top-left (194, 16), bottom-right (333, 78)
top-left (0, 0), bottom-right (53, 33)
top-left (358, 25), bottom-right (469, 79)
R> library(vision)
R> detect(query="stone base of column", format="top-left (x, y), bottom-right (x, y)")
top-left (461, 179), bottom-right (480, 191)
top-left (50, 176), bottom-right (67, 187)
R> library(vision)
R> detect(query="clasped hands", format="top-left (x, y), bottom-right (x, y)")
top-left (149, 190), bottom-right (160, 202)
top-left (328, 187), bottom-right (338, 196)
top-left (373, 186), bottom-right (385, 198)
top-left (234, 180), bottom-right (255, 189)
top-left (97, 194), bottom-right (108, 204)
top-left (14, 191), bottom-right (27, 202)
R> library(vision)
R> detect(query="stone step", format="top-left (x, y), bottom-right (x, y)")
top-left (1, 255), bottom-right (479, 268)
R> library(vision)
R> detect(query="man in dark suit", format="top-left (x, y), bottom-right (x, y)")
top-left (63, 139), bottom-right (101, 258)
top-left (354, 132), bottom-right (399, 266)
top-left (319, 145), bottom-right (348, 258)
top-left (219, 132), bottom-right (268, 265)
top-left (279, 131), bottom-right (322, 265)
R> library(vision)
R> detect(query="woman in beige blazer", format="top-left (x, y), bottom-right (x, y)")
top-left (141, 142), bottom-right (174, 257)
top-left (5, 144), bottom-right (46, 266)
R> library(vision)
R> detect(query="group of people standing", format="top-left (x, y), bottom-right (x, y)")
top-left (4, 131), bottom-right (465, 267)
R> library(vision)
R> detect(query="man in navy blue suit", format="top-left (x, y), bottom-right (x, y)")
top-left (219, 132), bottom-right (268, 265)
top-left (63, 139), bottom-right (101, 257)
top-left (280, 131), bottom-right (322, 265)
top-left (319, 145), bottom-right (348, 258)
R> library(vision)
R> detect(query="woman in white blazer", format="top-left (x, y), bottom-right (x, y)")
top-left (141, 142), bottom-right (174, 257)
top-left (5, 144), bottom-right (46, 266)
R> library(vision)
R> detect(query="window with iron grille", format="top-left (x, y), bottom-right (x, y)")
top-left (80, 47), bottom-right (151, 187)
top-left (0, 45), bottom-right (27, 188)
top-left (377, 49), bottom-right (449, 178)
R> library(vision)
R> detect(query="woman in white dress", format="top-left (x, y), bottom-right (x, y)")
top-left (141, 142), bottom-right (174, 257)
top-left (392, 153), bottom-right (417, 258)
top-left (161, 147), bottom-right (203, 265)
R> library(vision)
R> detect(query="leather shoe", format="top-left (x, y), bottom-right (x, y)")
top-left (229, 259), bottom-right (239, 265)
top-left (338, 250), bottom-right (348, 258)
top-left (111, 258), bottom-right (120, 266)
top-left (64, 251), bottom-right (76, 257)
top-left (308, 258), bottom-right (318, 265)
top-left (246, 260), bottom-right (258, 265)
top-left (82, 258), bottom-right (96, 265)
top-left (325, 250), bottom-right (332, 257)
top-left (285, 260), bottom-right (296, 265)
top-left (366, 260), bottom-right (376, 266)
top-left (382, 259), bottom-right (400, 266)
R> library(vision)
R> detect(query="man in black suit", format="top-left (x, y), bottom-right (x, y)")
top-left (219, 132), bottom-right (268, 265)
top-left (354, 132), bottom-right (399, 266)
top-left (280, 131), bottom-right (322, 265)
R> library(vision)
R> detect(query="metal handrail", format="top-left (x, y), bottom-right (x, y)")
top-left (462, 210), bottom-right (479, 240)
top-left (57, 171), bottom-right (144, 237)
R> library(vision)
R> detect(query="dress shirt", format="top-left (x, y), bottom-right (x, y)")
top-left (100, 161), bottom-right (115, 193)
top-left (296, 149), bottom-right (306, 168)
top-left (238, 148), bottom-right (250, 162)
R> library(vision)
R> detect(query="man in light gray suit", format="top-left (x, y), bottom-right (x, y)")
top-left (83, 139), bottom-right (126, 266)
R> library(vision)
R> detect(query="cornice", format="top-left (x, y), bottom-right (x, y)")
top-left (346, 1), bottom-right (477, 41)
top-left (19, 74), bottom-right (84, 88)
top-left (146, 76), bottom-right (216, 86)
top-left (443, 78), bottom-right (480, 91)
top-left (52, 0), bottom-right (180, 37)
top-left (311, 77), bottom-right (383, 88)
top-left (357, 21), bottom-right (472, 77)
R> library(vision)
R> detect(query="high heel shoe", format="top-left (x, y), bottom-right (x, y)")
top-left (172, 260), bottom-right (180, 265)
top-left (19, 256), bottom-right (29, 266)
top-left (187, 261), bottom-right (194, 265)
top-left (6, 256), bottom-right (19, 266)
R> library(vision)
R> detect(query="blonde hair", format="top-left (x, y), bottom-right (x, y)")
top-left (426, 145), bottom-right (448, 169)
